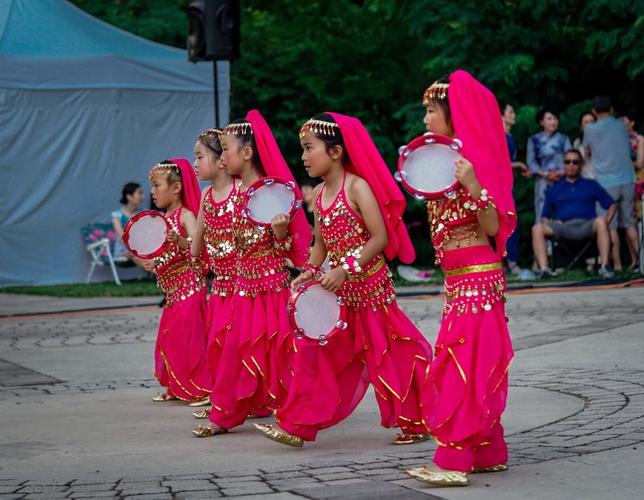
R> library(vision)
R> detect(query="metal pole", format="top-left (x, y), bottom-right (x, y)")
top-left (213, 61), bottom-right (219, 128)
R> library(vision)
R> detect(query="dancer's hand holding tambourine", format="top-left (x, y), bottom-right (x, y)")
top-left (454, 158), bottom-right (479, 192)
top-left (270, 212), bottom-right (290, 240)
top-left (320, 267), bottom-right (347, 293)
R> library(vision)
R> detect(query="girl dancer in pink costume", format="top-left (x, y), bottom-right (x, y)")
top-left (256, 113), bottom-right (433, 447)
top-left (146, 159), bottom-right (210, 404)
top-left (407, 70), bottom-right (516, 487)
top-left (187, 128), bottom-right (238, 412)
top-left (193, 110), bottom-right (312, 437)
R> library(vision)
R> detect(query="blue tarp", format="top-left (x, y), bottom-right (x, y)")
top-left (0, 0), bottom-right (229, 285)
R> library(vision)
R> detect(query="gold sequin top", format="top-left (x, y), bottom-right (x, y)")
top-left (427, 187), bottom-right (481, 265)
top-left (202, 184), bottom-right (237, 297)
top-left (154, 208), bottom-right (205, 307)
top-left (231, 189), bottom-right (291, 297)
top-left (316, 179), bottom-right (396, 311)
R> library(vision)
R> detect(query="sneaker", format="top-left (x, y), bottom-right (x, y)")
top-left (536, 267), bottom-right (557, 279)
top-left (598, 266), bottom-right (615, 279)
top-left (517, 269), bottom-right (536, 281)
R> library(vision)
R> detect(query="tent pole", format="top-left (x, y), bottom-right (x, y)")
top-left (213, 61), bottom-right (220, 128)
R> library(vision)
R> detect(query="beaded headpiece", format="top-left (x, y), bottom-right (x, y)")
top-left (149, 161), bottom-right (180, 180)
top-left (299, 118), bottom-right (339, 139)
top-left (422, 82), bottom-right (450, 106)
top-left (198, 128), bottom-right (222, 139)
top-left (222, 122), bottom-right (253, 136)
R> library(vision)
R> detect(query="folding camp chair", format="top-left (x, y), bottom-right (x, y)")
top-left (550, 236), bottom-right (597, 273)
top-left (80, 223), bottom-right (122, 285)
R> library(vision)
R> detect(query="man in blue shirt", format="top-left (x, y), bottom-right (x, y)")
top-left (584, 95), bottom-right (638, 272)
top-left (532, 149), bottom-right (616, 279)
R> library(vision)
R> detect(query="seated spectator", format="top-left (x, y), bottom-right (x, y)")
top-left (584, 96), bottom-right (638, 272)
top-left (111, 182), bottom-right (143, 262)
top-left (527, 106), bottom-right (572, 224)
top-left (532, 149), bottom-right (616, 279)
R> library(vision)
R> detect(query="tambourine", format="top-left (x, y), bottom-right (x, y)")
top-left (122, 210), bottom-right (170, 259)
top-left (395, 132), bottom-right (463, 200)
top-left (242, 177), bottom-right (302, 228)
top-left (288, 280), bottom-right (348, 345)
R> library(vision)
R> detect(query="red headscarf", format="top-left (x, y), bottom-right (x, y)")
top-left (327, 112), bottom-right (416, 264)
top-left (169, 158), bottom-right (201, 217)
top-left (245, 110), bottom-right (312, 267)
top-left (446, 70), bottom-right (517, 257)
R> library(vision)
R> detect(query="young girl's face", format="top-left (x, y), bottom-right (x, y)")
top-left (150, 173), bottom-right (180, 209)
top-left (127, 188), bottom-right (144, 208)
top-left (423, 102), bottom-right (454, 137)
top-left (300, 131), bottom-right (335, 178)
top-left (220, 134), bottom-right (248, 177)
top-left (193, 140), bottom-right (221, 181)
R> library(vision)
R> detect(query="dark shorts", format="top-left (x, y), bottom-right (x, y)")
top-left (549, 218), bottom-right (595, 240)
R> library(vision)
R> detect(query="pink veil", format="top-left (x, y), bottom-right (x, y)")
top-left (327, 113), bottom-right (416, 264)
top-left (245, 110), bottom-right (312, 267)
top-left (169, 158), bottom-right (201, 217)
top-left (447, 70), bottom-right (516, 257)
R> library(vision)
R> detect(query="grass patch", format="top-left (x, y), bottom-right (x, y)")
top-left (0, 279), bottom-right (161, 298)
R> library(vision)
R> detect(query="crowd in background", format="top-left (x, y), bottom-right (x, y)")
top-left (501, 96), bottom-right (643, 279)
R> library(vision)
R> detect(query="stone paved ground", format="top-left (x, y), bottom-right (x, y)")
top-left (0, 284), bottom-right (643, 499)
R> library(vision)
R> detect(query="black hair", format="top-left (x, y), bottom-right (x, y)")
top-left (426, 75), bottom-right (452, 124)
top-left (579, 111), bottom-right (595, 125)
top-left (226, 118), bottom-right (265, 175)
top-left (498, 100), bottom-right (512, 115)
top-left (309, 113), bottom-right (349, 163)
top-left (536, 105), bottom-right (559, 124)
top-left (197, 128), bottom-right (223, 156)
top-left (621, 109), bottom-right (638, 123)
top-left (120, 182), bottom-right (141, 205)
top-left (564, 148), bottom-right (584, 165)
top-left (592, 96), bottom-right (612, 113)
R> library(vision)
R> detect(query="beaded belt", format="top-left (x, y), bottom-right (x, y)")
top-left (443, 262), bottom-right (502, 277)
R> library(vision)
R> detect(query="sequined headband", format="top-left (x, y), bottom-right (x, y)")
top-left (422, 82), bottom-right (449, 106)
top-left (149, 162), bottom-right (180, 179)
top-left (299, 118), bottom-right (339, 139)
top-left (222, 122), bottom-right (253, 135)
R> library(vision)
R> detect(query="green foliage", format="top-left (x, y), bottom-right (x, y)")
top-left (70, 0), bottom-right (187, 48)
top-left (70, 0), bottom-right (644, 266)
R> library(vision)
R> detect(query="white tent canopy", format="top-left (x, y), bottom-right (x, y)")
top-left (0, 0), bottom-right (229, 285)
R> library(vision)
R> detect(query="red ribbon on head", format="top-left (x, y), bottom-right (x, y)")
top-left (245, 110), bottom-right (312, 267)
top-left (327, 112), bottom-right (416, 264)
top-left (446, 70), bottom-right (516, 257)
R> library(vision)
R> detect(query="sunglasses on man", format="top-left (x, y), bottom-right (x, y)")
top-left (564, 159), bottom-right (581, 165)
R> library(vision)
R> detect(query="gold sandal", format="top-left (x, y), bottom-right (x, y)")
top-left (192, 425), bottom-right (228, 438)
top-left (472, 463), bottom-right (508, 473)
top-left (407, 466), bottom-right (469, 487)
top-left (254, 423), bottom-right (303, 447)
top-left (188, 397), bottom-right (211, 407)
top-left (152, 392), bottom-right (178, 402)
top-left (392, 432), bottom-right (430, 445)
top-left (192, 408), bottom-right (211, 419)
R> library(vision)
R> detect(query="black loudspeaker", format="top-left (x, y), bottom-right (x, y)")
top-left (187, 0), bottom-right (240, 62)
